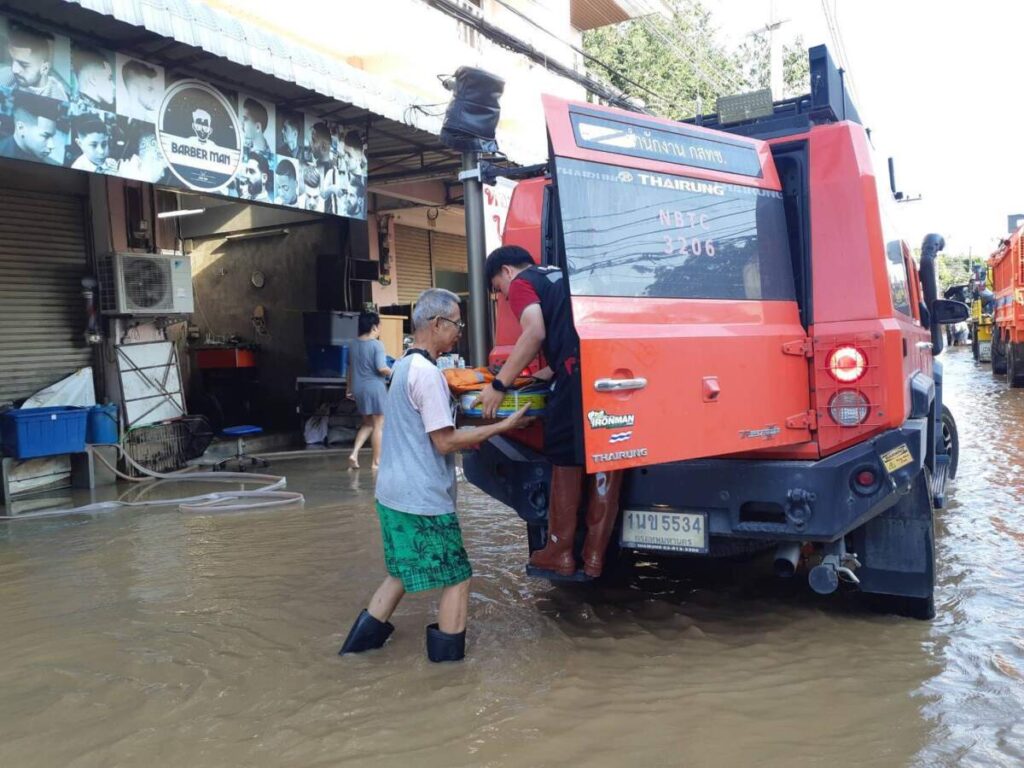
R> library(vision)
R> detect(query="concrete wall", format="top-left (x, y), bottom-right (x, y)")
top-left (188, 219), bottom-right (346, 429)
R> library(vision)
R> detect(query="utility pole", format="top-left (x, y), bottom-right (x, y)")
top-left (749, 0), bottom-right (789, 98)
top-left (460, 152), bottom-right (490, 367)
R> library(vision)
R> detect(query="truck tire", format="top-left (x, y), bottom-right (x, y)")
top-left (850, 467), bottom-right (936, 620)
top-left (941, 405), bottom-right (959, 480)
top-left (1010, 343), bottom-right (1024, 388)
top-left (992, 327), bottom-right (1008, 374)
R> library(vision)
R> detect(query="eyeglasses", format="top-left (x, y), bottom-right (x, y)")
top-left (432, 316), bottom-right (465, 330)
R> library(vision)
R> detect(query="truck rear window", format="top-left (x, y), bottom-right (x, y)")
top-left (556, 157), bottom-right (796, 301)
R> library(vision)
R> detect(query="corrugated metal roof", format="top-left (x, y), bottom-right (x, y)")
top-left (66, 0), bottom-right (445, 138)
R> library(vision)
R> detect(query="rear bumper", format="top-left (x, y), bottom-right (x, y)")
top-left (463, 419), bottom-right (928, 545)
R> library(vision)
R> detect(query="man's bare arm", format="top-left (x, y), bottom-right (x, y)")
top-left (429, 405), bottom-right (531, 455)
top-left (495, 304), bottom-right (545, 387)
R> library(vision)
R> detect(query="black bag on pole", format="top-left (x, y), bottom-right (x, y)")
top-left (440, 67), bottom-right (505, 153)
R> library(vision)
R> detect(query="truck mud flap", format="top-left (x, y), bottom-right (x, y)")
top-left (847, 467), bottom-right (934, 600)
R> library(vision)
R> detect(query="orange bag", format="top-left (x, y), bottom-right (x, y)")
top-left (443, 367), bottom-right (534, 394)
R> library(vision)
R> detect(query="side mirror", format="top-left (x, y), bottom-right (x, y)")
top-left (931, 299), bottom-right (970, 325)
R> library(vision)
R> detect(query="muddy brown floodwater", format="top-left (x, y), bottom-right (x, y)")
top-left (0, 346), bottom-right (1022, 767)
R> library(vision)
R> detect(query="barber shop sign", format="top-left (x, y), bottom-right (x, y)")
top-left (157, 79), bottom-right (242, 190)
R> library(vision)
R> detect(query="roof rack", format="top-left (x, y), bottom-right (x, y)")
top-left (687, 45), bottom-right (861, 140)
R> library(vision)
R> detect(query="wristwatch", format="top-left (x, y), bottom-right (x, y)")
top-left (491, 378), bottom-right (508, 393)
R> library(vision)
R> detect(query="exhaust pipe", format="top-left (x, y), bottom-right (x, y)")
top-left (774, 542), bottom-right (802, 578)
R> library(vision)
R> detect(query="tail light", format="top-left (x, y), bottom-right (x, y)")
top-left (850, 465), bottom-right (881, 495)
top-left (827, 346), bottom-right (867, 383)
top-left (828, 389), bottom-right (870, 426)
top-left (814, 334), bottom-right (883, 453)
top-left (855, 469), bottom-right (877, 486)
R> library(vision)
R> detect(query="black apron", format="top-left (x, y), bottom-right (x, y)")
top-left (513, 266), bottom-right (583, 467)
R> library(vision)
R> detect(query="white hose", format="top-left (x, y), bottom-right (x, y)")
top-left (1, 443), bottom-right (304, 520)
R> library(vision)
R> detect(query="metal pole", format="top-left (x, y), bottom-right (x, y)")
top-left (462, 151), bottom-right (490, 367)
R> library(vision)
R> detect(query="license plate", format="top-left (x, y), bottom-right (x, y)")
top-left (979, 341), bottom-right (992, 361)
top-left (621, 509), bottom-right (708, 554)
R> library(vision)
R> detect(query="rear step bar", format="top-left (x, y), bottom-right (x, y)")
top-left (931, 454), bottom-right (950, 509)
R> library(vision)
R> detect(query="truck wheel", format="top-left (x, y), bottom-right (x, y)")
top-left (850, 467), bottom-right (936, 620)
top-left (1010, 343), bottom-right (1024, 388)
top-left (941, 405), bottom-right (959, 480)
top-left (992, 328), bottom-right (1008, 374)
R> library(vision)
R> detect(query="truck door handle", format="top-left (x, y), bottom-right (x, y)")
top-left (594, 377), bottom-right (647, 392)
top-left (916, 341), bottom-right (933, 350)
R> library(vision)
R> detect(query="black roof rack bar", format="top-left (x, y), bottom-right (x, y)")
top-left (687, 45), bottom-right (861, 140)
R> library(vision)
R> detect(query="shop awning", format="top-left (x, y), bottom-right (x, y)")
top-left (67, 0), bottom-right (443, 138)
top-left (0, 0), bottom-right (459, 185)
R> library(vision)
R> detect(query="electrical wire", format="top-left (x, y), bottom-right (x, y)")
top-left (819, 0), bottom-right (862, 110)
top-left (427, 0), bottom-right (643, 111)
top-left (486, 0), bottom-right (679, 112)
top-left (637, 12), bottom-right (744, 98)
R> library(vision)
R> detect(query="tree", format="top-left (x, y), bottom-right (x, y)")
top-left (936, 254), bottom-right (973, 294)
top-left (584, 3), bottom-right (813, 120)
top-left (734, 33), bottom-right (811, 99)
top-left (583, 0), bottom-right (744, 120)
top-left (782, 38), bottom-right (811, 96)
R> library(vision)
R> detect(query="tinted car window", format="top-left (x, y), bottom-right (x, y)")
top-left (886, 241), bottom-right (912, 316)
top-left (556, 157), bottom-right (795, 301)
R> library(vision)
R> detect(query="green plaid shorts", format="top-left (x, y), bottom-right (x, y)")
top-left (375, 501), bottom-right (472, 593)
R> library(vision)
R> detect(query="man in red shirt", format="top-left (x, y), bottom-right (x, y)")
top-left (478, 246), bottom-right (622, 579)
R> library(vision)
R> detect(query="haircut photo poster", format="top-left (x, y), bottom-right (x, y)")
top-left (0, 13), bottom-right (367, 220)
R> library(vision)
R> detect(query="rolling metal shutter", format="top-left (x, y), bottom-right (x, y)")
top-left (394, 224), bottom-right (432, 304)
top-left (0, 187), bottom-right (91, 404)
top-left (430, 231), bottom-right (467, 274)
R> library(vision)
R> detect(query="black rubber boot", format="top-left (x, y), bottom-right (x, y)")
top-left (425, 623), bottom-right (466, 663)
top-left (339, 609), bottom-right (394, 655)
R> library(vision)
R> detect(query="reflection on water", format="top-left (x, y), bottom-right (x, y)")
top-left (915, 348), bottom-right (1024, 767)
top-left (0, 348), bottom-right (1018, 767)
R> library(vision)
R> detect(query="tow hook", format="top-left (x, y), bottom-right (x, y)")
top-left (808, 541), bottom-right (862, 595)
top-left (785, 488), bottom-right (816, 530)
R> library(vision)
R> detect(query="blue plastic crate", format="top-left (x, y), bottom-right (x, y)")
top-left (1, 407), bottom-right (88, 459)
top-left (306, 344), bottom-right (349, 378)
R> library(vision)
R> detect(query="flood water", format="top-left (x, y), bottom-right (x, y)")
top-left (1, 346), bottom-right (1022, 767)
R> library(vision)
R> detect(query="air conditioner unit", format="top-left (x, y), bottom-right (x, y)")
top-left (97, 252), bottom-right (194, 315)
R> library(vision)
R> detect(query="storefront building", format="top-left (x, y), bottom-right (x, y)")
top-left (0, 0), bottom-right (659, 439)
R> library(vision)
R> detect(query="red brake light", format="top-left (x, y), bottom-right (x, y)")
top-left (856, 470), bottom-right (876, 487)
top-left (827, 346), bottom-right (867, 383)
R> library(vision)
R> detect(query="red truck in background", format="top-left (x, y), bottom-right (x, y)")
top-left (989, 226), bottom-right (1024, 384)
top-left (464, 46), bottom-right (968, 619)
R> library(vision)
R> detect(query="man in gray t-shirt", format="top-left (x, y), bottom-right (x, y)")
top-left (339, 289), bottom-right (530, 663)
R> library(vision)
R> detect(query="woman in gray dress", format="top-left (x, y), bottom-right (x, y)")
top-left (346, 311), bottom-right (392, 470)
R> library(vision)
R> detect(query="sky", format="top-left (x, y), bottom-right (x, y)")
top-left (699, 0), bottom-right (1024, 259)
